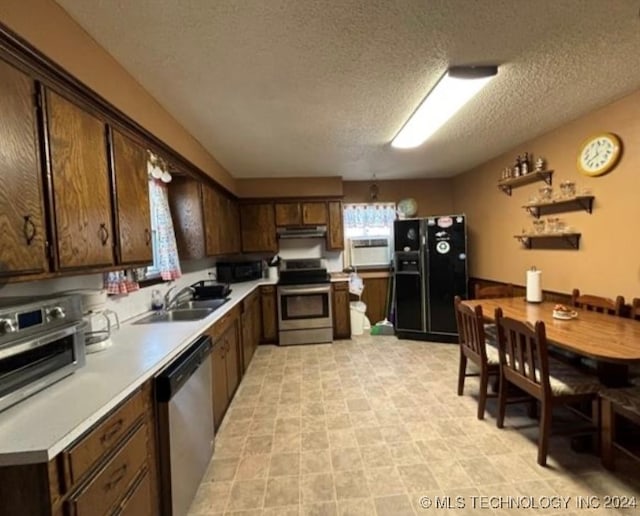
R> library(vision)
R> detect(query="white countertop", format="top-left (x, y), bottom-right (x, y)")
top-left (0, 278), bottom-right (276, 466)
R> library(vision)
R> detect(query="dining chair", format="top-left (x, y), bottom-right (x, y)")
top-left (600, 386), bottom-right (640, 470)
top-left (474, 283), bottom-right (514, 299)
top-left (571, 289), bottom-right (624, 316)
top-left (454, 296), bottom-right (500, 419)
top-left (494, 308), bottom-right (601, 466)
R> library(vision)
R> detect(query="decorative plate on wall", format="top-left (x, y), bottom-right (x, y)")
top-left (397, 198), bottom-right (418, 217)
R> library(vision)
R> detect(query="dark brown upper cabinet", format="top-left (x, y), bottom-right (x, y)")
top-left (327, 200), bottom-right (344, 250)
top-left (0, 58), bottom-right (49, 277)
top-left (240, 203), bottom-right (277, 253)
top-left (110, 128), bottom-right (152, 265)
top-left (45, 89), bottom-right (114, 270)
top-left (302, 202), bottom-right (327, 225)
top-left (169, 176), bottom-right (241, 259)
top-left (274, 201), bottom-right (327, 227)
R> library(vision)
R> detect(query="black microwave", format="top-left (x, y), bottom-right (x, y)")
top-left (217, 260), bottom-right (263, 283)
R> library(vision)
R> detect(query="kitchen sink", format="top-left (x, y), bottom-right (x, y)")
top-left (174, 298), bottom-right (229, 311)
top-left (134, 308), bottom-right (215, 324)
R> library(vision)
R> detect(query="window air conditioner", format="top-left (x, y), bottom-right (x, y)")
top-left (350, 237), bottom-right (391, 268)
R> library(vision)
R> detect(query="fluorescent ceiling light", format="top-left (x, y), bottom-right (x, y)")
top-left (391, 65), bottom-right (498, 149)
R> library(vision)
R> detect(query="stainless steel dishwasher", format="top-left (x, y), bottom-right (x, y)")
top-left (156, 335), bottom-right (214, 516)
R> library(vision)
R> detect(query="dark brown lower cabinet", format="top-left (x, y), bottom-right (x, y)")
top-left (208, 307), bottom-right (242, 431)
top-left (241, 290), bottom-right (261, 372)
top-left (211, 340), bottom-right (229, 431)
top-left (260, 286), bottom-right (278, 343)
top-left (332, 281), bottom-right (351, 339)
top-left (0, 383), bottom-right (158, 516)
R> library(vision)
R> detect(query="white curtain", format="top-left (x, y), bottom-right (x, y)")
top-left (148, 159), bottom-right (182, 280)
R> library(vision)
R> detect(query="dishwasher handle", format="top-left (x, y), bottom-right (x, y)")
top-left (155, 335), bottom-right (213, 402)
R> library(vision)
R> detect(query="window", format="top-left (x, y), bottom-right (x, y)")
top-left (343, 203), bottom-right (396, 238)
top-left (343, 203), bottom-right (396, 268)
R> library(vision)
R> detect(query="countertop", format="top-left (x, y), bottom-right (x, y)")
top-left (0, 278), bottom-right (277, 467)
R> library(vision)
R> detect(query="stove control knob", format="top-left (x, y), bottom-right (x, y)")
top-left (47, 306), bottom-right (66, 320)
top-left (0, 319), bottom-right (17, 334)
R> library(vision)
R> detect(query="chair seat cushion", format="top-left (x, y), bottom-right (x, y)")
top-left (546, 358), bottom-right (601, 396)
top-left (484, 340), bottom-right (499, 365)
top-left (601, 386), bottom-right (640, 416)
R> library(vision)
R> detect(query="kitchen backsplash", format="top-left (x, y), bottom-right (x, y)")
top-left (0, 260), bottom-right (218, 324)
top-left (277, 238), bottom-right (343, 272)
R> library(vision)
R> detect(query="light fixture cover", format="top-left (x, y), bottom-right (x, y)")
top-left (391, 65), bottom-right (498, 149)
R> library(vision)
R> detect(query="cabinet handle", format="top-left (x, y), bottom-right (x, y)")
top-left (99, 224), bottom-right (109, 246)
top-left (100, 418), bottom-right (124, 444)
top-left (104, 463), bottom-right (128, 491)
top-left (23, 215), bottom-right (36, 245)
top-left (145, 228), bottom-right (151, 246)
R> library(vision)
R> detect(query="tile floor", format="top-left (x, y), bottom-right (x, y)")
top-left (188, 335), bottom-right (640, 515)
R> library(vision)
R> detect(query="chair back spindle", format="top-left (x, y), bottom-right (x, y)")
top-left (571, 289), bottom-right (624, 316)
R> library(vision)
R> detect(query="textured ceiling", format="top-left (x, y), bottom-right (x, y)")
top-left (55, 0), bottom-right (640, 180)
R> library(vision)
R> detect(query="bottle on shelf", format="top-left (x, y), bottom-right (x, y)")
top-left (521, 152), bottom-right (530, 174)
top-left (513, 155), bottom-right (521, 177)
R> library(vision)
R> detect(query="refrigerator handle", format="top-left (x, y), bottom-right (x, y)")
top-left (421, 234), bottom-right (426, 247)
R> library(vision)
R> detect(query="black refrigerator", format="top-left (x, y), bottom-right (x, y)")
top-left (393, 215), bottom-right (468, 342)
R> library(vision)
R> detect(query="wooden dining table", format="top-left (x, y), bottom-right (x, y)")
top-left (461, 297), bottom-right (640, 387)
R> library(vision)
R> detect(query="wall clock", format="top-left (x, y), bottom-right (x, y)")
top-left (577, 132), bottom-right (622, 176)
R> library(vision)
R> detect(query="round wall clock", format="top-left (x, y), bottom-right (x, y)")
top-left (577, 132), bottom-right (622, 176)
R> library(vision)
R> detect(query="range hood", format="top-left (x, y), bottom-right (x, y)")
top-left (276, 225), bottom-right (327, 239)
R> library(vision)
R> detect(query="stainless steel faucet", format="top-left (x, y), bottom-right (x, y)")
top-left (164, 286), bottom-right (196, 310)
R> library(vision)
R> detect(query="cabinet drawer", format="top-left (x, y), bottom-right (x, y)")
top-left (68, 423), bottom-right (148, 516)
top-left (212, 305), bottom-right (240, 339)
top-left (114, 468), bottom-right (152, 516)
top-left (63, 389), bottom-right (145, 487)
top-left (332, 281), bottom-right (348, 291)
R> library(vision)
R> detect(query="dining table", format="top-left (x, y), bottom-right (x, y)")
top-left (461, 297), bottom-right (640, 387)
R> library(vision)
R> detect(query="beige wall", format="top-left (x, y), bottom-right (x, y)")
top-left (236, 177), bottom-right (343, 198)
top-left (343, 179), bottom-right (454, 217)
top-left (453, 89), bottom-right (640, 300)
top-left (0, 0), bottom-right (236, 193)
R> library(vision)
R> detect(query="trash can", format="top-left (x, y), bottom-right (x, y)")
top-left (350, 301), bottom-right (367, 336)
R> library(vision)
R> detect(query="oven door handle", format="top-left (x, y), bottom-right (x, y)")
top-left (278, 285), bottom-right (331, 296)
top-left (0, 322), bottom-right (84, 361)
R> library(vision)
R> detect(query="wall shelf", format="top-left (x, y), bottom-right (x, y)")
top-left (498, 170), bottom-right (553, 196)
top-left (522, 195), bottom-right (595, 218)
top-left (514, 232), bottom-right (581, 250)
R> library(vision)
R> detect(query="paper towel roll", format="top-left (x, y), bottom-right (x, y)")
top-left (526, 269), bottom-right (542, 303)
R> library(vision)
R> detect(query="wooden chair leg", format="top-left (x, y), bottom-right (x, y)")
top-left (527, 399), bottom-right (538, 419)
top-left (457, 352), bottom-right (467, 396)
top-left (591, 398), bottom-right (601, 454)
top-left (601, 398), bottom-right (615, 470)
top-left (496, 371), bottom-right (507, 429)
top-left (538, 403), bottom-right (552, 466)
top-left (477, 367), bottom-right (489, 420)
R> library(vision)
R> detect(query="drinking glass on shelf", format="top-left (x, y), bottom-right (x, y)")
top-left (539, 186), bottom-right (553, 201)
top-left (546, 217), bottom-right (558, 233)
top-left (560, 181), bottom-right (576, 198)
top-left (533, 220), bottom-right (546, 234)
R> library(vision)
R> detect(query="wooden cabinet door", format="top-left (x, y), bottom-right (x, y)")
top-left (211, 343), bottom-right (228, 431)
top-left (168, 177), bottom-right (206, 260)
top-left (275, 202), bottom-right (301, 226)
top-left (302, 202), bottom-right (327, 225)
top-left (225, 321), bottom-right (240, 398)
top-left (0, 58), bottom-right (48, 276)
top-left (202, 184), bottom-right (222, 256)
top-left (252, 294), bottom-right (262, 351)
top-left (327, 201), bottom-right (344, 250)
top-left (110, 128), bottom-right (152, 265)
top-left (240, 203), bottom-right (277, 253)
top-left (229, 198), bottom-right (241, 253)
top-left (332, 282), bottom-right (351, 339)
top-left (46, 89), bottom-right (114, 269)
top-left (260, 286), bottom-right (278, 343)
top-left (118, 470), bottom-right (152, 516)
top-left (241, 310), bottom-right (251, 374)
